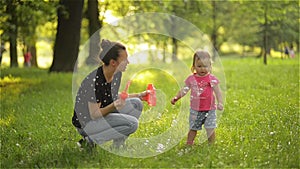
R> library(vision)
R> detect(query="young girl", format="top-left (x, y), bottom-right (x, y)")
top-left (171, 50), bottom-right (223, 145)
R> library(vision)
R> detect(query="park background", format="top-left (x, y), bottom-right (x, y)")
top-left (0, 0), bottom-right (299, 168)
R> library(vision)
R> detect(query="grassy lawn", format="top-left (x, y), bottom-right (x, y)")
top-left (0, 57), bottom-right (299, 168)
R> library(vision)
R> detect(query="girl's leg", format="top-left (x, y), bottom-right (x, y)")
top-left (188, 109), bottom-right (201, 145)
top-left (204, 110), bottom-right (217, 144)
top-left (206, 128), bottom-right (215, 144)
top-left (187, 130), bottom-right (197, 145)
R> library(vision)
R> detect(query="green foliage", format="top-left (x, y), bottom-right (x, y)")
top-left (1, 0), bottom-right (299, 68)
top-left (0, 57), bottom-right (299, 168)
top-left (0, 0), bottom-right (57, 43)
top-left (230, 1), bottom-right (299, 50)
top-left (102, 0), bottom-right (299, 59)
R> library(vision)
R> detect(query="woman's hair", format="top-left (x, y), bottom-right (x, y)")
top-left (99, 39), bottom-right (126, 65)
top-left (191, 50), bottom-right (212, 72)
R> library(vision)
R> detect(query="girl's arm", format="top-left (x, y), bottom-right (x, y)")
top-left (213, 84), bottom-right (224, 110)
top-left (171, 86), bottom-right (190, 105)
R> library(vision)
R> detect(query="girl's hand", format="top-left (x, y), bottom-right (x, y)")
top-left (171, 97), bottom-right (178, 105)
top-left (217, 103), bottom-right (223, 110)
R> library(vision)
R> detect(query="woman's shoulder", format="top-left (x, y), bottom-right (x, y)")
top-left (81, 67), bottom-right (103, 83)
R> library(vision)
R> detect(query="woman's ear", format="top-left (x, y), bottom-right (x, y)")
top-left (110, 59), bottom-right (117, 66)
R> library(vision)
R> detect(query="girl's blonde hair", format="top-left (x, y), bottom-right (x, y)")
top-left (191, 50), bottom-right (212, 72)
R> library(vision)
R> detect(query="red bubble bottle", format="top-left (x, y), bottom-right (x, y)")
top-left (143, 84), bottom-right (156, 106)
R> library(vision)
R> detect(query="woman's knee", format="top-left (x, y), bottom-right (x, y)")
top-left (113, 113), bottom-right (139, 134)
top-left (122, 98), bottom-right (143, 119)
top-left (128, 98), bottom-right (143, 111)
top-left (128, 116), bottom-right (139, 133)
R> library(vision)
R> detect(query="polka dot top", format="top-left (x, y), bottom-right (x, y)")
top-left (72, 66), bottom-right (122, 128)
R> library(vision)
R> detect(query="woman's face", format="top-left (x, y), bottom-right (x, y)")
top-left (116, 50), bottom-right (129, 72)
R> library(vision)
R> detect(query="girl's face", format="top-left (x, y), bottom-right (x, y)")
top-left (116, 50), bottom-right (129, 72)
top-left (194, 58), bottom-right (211, 76)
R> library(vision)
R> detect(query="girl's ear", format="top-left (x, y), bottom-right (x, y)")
top-left (191, 66), bottom-right (195, 73)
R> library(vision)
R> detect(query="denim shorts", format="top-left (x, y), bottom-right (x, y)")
top-left (189, 109), bottom-right (217, 130)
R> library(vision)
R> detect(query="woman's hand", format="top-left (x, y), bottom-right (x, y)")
top-left (114, 98), bottom-right (126, 110)
top-left (138, 90), bottom-right (148, 100)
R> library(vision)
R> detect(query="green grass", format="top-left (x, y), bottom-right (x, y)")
top-left (0, 57), bottom-right (299, 168)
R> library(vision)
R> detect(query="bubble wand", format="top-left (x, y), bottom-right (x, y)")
top-left (120, 81), bottom-right (156, 107)
top-left (120, 81), bottom-right (131, 100)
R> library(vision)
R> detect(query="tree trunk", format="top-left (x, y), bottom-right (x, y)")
top-left (85, 0), bottom-right (101, 65)
top-left (163, 40), bottom-right (166, 63)
top-left (29, 44), bottom-right (37, 67)
top-left (26, 34), bottom-right (38, 67)
top-left (211, 0), bottom-right (218, 61)
top-left (169, 14), bottom-right (178, 62)
top-left (7, 0), bottom-right (18, 67)
top-left (9, 31), bottom-right (18, 67)
top-left (263, 3), bottom-right (268, 65)
top-left (296, 41), bottom-right (300, 56)
top-left (172, 37), bottom-right (178, 62)
top-left (264, 4), bottom-right (268, 65)
top-left (50, 0), bottom-right (84, 72)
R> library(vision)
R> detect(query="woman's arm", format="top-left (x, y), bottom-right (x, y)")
top-left (128, 91), bottom-right (148, 99)
top-left (88, 99), bottom-right (125, 120)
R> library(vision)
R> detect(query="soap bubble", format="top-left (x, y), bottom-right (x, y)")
top-left (72, 12), bottom-right (226, 158)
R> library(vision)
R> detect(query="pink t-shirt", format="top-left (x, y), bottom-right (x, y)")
top-left (185, 73), bottom-right (219, 111)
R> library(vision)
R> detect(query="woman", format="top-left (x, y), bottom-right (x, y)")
top-left (72, 39), bottom-right (147, 148)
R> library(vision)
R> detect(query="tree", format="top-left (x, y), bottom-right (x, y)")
top-left (85, 0), bottom-right (101, 65)
top-left (106, 0), bottom-right (186, 62)
top-left (211, 0), bottom-right (217, 60)
top-left (225, 1), bottom-right (259, 57)
top-left (5, 0), bottom-right (18, 67)
top-left (262, 2), bottom-right (269, 64)
top-left (243, 1), bottom-right (299, 64)
top-left (160, 1), bottom-right (188, 62)
top-left (50, 0), bottom-right (84, 72)
top-left (161, 0), bottom-right (229, 60)
top-left (18, 1), bottom-right (57, 67)
top-left (1, 0), bottom-right (57, 68)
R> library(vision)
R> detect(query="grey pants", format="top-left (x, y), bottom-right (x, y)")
top-left (79, 98), bottom-right (143, 145)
